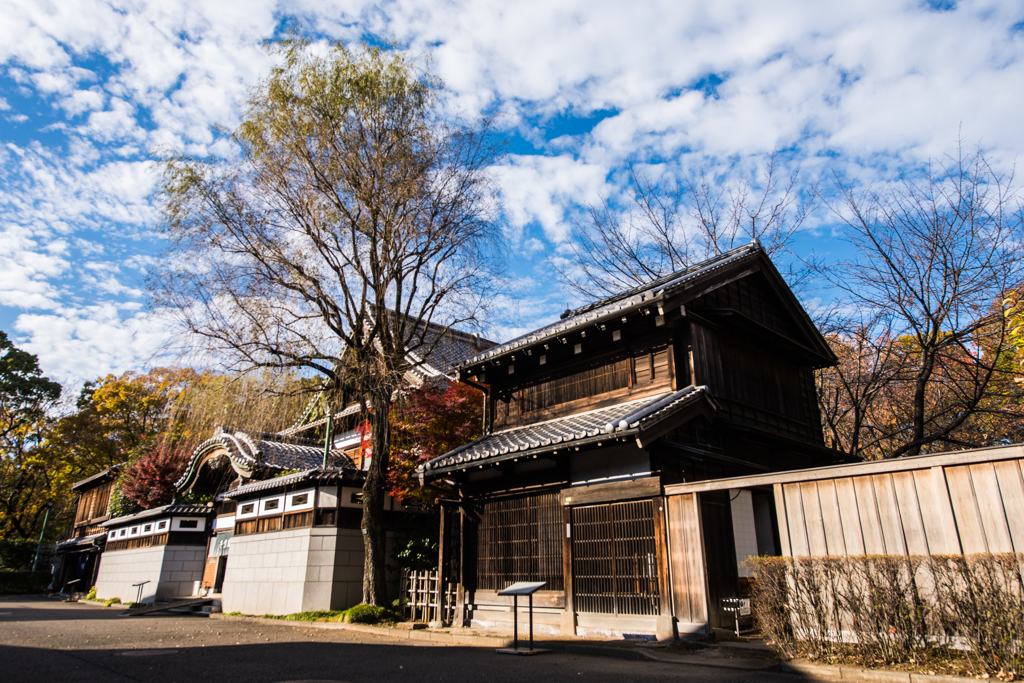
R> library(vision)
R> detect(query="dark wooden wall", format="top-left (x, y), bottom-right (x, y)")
top-left (493, 342), bottom-right (675, 430)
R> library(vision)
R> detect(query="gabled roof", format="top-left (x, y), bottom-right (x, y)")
top-left (420, 386), bottom-right (718, 478)
top-left (455, 242), bottom-right (835, 373)
top-left (278, 317), bottom-right (495, 437)
top-left (101, 502), bottom-right (213, 528)
top-left (71, 464), bottom-right (122, 492)
top-left (405, 320), bottom-right (497, 381)
top-left (175, 427), bottom-right (357, 493)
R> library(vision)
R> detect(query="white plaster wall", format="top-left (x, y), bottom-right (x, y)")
top-left (221, 527), bottom-right (368, 615)
top-left (94, 545), bottom-right (206, 603)
top-left (729, 490), bottom-right (759, 578)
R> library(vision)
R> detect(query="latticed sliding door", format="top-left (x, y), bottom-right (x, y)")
top-left (475, 491), bottom-right (564, 592)
top-left (572, 499), bottom-right (660, 616)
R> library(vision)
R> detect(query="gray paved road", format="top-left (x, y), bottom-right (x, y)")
top-left (0, 597), bottom-right (799, 683)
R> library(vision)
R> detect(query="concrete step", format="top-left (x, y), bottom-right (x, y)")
top-left (121, 597), bottom-right (213, 617)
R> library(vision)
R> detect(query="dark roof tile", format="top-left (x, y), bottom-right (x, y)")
top-left (421, 386), bottom-right (717, 476)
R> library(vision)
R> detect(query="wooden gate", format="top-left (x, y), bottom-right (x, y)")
top-left (571, 499), bottom-right (660, 616)
top-left (400, 570), bottom-right (457, 623)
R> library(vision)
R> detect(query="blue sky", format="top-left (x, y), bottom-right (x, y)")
top-left (2, 0), bottom-right (1024, 390)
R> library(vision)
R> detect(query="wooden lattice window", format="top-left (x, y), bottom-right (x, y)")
top-left (475, 492), bottom-right (563, 592)
top-left (520, 359), bottom-right (631, 413)
top-left (571, 500), bottom-right (660, 616)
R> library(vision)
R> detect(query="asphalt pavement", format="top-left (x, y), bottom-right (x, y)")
top-left (0, 596), bottom-right (806, 683)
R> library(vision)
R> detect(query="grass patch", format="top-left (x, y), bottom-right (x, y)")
top-left (104, 597), bottom-right (121, 606)
top-left (250, 604), bottom-right (403, 625)
top-left (262, 610), bottom-right (346, 622)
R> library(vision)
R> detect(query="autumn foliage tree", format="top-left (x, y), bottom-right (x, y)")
top-left (387, 380), bottom-right (483, 572)
top-left (118, 444), bottom-right (190, 509)
top-left (389, 381), bottom-right (483, 504)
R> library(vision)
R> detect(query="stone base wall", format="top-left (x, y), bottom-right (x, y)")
top-left (93, 545), bottom-right (206, 603)
top-left (221, 527), bottom-right (374, 616)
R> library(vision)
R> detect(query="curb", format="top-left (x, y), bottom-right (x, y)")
top-left (209, 613), bottom-right (512, 648)
top-left (206, 615), bottom-right (975, 683)
top-left (781, 660), bottom-right (973, 683)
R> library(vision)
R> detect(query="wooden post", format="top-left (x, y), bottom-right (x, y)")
top-left (454, 506), bottom-right (467, 627)
top-left (560, 505), bottom-right (576, 635)
top-left (437, 504), bottom-right (448, 624)
top-left (653, 496), bottom-right (672, 615)
top-left (652, 495), bottom-right (675, 641)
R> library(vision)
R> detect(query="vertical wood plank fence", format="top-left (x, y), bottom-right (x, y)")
top-left (400, 570), bottom-right (456, 624)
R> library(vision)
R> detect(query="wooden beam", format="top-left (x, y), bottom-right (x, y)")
top-left (561, 476), bottom-right (661, 507)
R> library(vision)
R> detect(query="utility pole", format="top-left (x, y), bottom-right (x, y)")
top-left (322, 411), bottom-right (333, 469)
top-left (32, 502), bottom-right (52, 572)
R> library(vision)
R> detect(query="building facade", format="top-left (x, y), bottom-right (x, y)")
top-left (419, 243), bottom-right (851, 638)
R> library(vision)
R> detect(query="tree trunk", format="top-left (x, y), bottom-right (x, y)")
top-left (361, 386), bottom-right (394, 606)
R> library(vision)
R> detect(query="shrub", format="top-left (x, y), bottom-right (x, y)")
top-left (750, 553), bottom-right (1024, 675)
top-left (343, 603), bottom-right (400, 624)
top-left (104, 597), bottom-right (121, 606)
top-left (86, 586), bottom-right (97, 600)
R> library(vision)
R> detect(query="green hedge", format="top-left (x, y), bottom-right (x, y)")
top-left (0, 570), bottom-right (50, 595)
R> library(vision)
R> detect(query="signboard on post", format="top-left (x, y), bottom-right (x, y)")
top-left (495, 582), bottom-right (550, 656)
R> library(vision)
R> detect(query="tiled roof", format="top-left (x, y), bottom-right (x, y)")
top-left (174, 428), bottom-right (356, 491)
top-left (420, 385), bottom-right (717, 476)
top-left (278, 319), bottom-right (495, 437)
top-left (220, 467), bottom-right (363, 499)
top-left (410, 323), bottom-right (497, 378)
top-left (101, 503), bottom-right (213, 528)
top-left (54, 532), bottom-right (107, 551)
top-left (278, 403), bottom-right (362, 437)
top-left (456, 243), bottom-right (761, 370)
top-left (71, 464), bottom-right (123, 491)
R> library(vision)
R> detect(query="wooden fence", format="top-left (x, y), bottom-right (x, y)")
top-left (400, 570), bottom-right (456, 624)
top-left (664, 443), bottom-right (1024, 558)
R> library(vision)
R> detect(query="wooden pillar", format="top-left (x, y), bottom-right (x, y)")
top-left (454, 505), bottom-right (468, 627)
top-left (436, 503), bottom-right (448, 625)
top-left (560, 505), bottom-right (576, 635)
top-left (652, 496), bottom-right (676, 641)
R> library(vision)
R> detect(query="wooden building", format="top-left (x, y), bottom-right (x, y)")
top-left (51, 465), bottom-right (121, 593)
top-left (418, 243), bottom-right (850, 638)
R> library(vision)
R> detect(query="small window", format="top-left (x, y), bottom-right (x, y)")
top-left (143, 524), bottom-right (152, 532)
top-left (119, 529), bottom-right (127, 537)
top-left (240, 503), bottom-right (255, 514)
top-left (291, 493), bottom-right (308, 506)
top-left (264, 499), bottom-right (280, 511)
top-left (350, 492), bottom-right (363, 505)
top-left (157, 520), bottom-right (168, 530)
top-left (178, 519), bottom-right (199, 529)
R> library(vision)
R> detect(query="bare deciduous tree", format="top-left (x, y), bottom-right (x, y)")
top-left (554, 154), bottom-right (817, 298)
top-left (817, 146), bottom-right (1024, 459)
top-left (152, 40), bottom-right (502, 604)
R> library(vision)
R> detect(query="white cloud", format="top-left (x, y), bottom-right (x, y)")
top-left (1, 0), bottom-right (1024, 381)
top-left (494, 155), bottom-right (612, 244)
